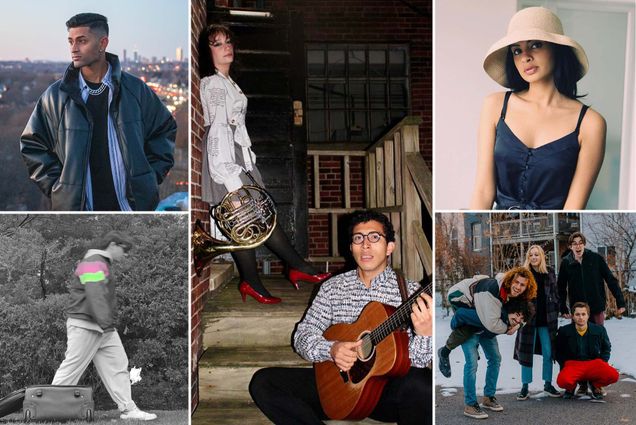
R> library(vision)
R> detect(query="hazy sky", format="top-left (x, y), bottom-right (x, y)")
top-left (0, 0), bottom-right (189, 61)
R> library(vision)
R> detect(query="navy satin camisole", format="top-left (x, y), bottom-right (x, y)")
top-left (494, 91), bottom-right (588, 210)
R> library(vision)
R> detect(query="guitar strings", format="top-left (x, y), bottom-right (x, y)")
top-left (369, 283), bottom-right (432, 342)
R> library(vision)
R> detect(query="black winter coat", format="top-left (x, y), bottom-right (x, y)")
top-left (514, 267), bottom-right (559, 367)
top-left (557, 249), bottom-right (625, 315)
top-left (20, 53), bottom-right (176, 211)
top-left (555, 322), bottom-right (611, 368)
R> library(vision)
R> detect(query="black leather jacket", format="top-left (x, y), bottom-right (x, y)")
top-left (20, 53), bottom-right (176, 210)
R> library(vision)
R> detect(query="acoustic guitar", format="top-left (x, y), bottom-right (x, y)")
top-left (314, 277), bottom-right (432, 420)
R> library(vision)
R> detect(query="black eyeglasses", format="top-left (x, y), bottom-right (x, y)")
top-left (351, 232), bottom-right (385, 245)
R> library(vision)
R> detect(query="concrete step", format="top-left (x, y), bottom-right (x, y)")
top-left (203, 276), bottom-right (319, 348)
top-left (199, 346), bottom-right (310, 402)
top-left (193, 400), bottom-right (394, 425)
top-left (196, 276), bottom-right (396, 425)
top-left (208, 262), bottom-right (235, 292)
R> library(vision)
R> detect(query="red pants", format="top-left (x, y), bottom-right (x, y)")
top-left (557, 358), bottom-right (619, 391)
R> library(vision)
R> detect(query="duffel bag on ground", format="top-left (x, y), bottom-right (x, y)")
top-left (0, 388), bottom-right (25, 418)
top-left (23, 385), bottom-right (93, 422)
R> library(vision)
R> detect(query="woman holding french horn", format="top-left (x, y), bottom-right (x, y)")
top-left (198, 24), bottom-right (330, 304)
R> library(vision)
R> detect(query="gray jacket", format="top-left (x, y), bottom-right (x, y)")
top-left (20, 53), bottom-right (176, 210)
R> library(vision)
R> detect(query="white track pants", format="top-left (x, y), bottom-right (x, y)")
top-left (52, 321), bottom-right (136, 412)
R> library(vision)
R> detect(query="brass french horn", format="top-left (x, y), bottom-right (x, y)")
top-left (193, 173), bottom-right (277, 275)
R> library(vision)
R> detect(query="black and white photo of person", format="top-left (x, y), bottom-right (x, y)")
top-left (0, 215), bottom-right (188, 423)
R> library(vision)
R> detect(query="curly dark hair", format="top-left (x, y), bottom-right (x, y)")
top-left (504, 298), bottom-right (535, 323)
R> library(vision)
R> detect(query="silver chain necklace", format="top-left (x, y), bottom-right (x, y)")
top-left (87, 82), bottom-right (107, 96)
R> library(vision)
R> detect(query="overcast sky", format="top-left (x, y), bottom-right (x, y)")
top-left (0, 0), bottom-right (188, 61)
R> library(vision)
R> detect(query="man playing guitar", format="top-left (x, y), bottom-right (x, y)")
top-left (249, 209), bottom-right (433, 425)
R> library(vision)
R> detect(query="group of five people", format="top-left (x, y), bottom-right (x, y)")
top-left (438, 231), bottom-right (625, 419)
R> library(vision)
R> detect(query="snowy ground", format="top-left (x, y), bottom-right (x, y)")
top-left (435, 293), bottom-right (636, 397)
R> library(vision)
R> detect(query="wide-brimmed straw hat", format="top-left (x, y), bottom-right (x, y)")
top-left (483, 7), bottom-right (588, 88)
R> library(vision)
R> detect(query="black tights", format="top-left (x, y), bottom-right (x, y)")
top-left (249, 367), bottom-right (432, 425)
top-left (231, 223), bottom-right (318, 296)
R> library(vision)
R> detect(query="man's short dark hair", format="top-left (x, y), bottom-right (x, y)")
top-left (572, 301), bottom-right (591, 315)
top-left (568, 231), bottom-right (586, 246)
top-left (504, 298), bottom-right (535, 323)
top-left (99, 230), bottom-right (133, 252)
top-left (66, 13), bottom-right (109, 36)
top-left (348, 210), bottom-right (395, 243)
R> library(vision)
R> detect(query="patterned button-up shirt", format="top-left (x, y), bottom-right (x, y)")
top-left (293, 266), bottom-right (432, 368)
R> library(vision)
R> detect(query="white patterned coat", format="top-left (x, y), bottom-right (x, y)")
top-left (200, 71), bottom-right (255, 193)
top-left (293, 267), bottom-right (432, 368)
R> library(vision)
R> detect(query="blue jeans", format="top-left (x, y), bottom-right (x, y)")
top-left (521, 326), bottom-right (553, 384)
top-left (451, 308), bottom-right (498, 339)
top-left (461, 333), bottom-right (501, 406)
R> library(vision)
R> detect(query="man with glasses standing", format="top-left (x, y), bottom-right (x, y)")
top-left (249, 209), bottom-right (433, 425)
top-left (557, 231), bottom-right (625, 397)
top-left (52, 231), bottom-right (157, 421)
top-left (557, 232), bottom-right (625, 325)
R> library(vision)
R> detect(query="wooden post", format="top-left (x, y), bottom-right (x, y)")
top-left (331, 213), bottom-right (339, 257)
top-left (368, 152), bottom-right (377, 208)
top-left (384, 139), bottom-right (395, 207)
top-left (375, 146), bottom-right (385, 207)
top-left (344, 155), bottom-right (351, 209)
top-left (394, 132), bottom-right (403, 206)
top-left (401, 125), bottom-right (423, 281)
top-left (313, 155), bottom-right (320, 209)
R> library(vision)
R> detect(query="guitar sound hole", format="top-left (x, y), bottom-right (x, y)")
top-left (349, 351), bottom-right (376, 384)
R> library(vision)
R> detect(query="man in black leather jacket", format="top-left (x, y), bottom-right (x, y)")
top-left (20, 13), bottom-right (176, 211)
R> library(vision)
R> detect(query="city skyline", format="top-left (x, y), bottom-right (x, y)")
top-left (0, 0), bottom-right (188, 62)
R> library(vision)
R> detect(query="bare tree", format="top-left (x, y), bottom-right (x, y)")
top-left (435, 213), bottom-right (487, 313)
top-left (586, 213), bottom-right (635, 317)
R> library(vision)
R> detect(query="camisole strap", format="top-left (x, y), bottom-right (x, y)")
top-left (575, 104), bottom-right (589, 134)
top-left (501, 91), bottom-right (513, 120)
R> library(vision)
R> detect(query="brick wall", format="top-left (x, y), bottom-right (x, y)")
top-left (306, 155), bottom-right (364, 261)
top-left (190, 0), bottom-right (207, 412)
top-left (269, 0), bottom-right (432, 164)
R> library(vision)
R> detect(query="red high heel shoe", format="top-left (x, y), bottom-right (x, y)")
top-left (287, 269), bottom-right (332, 289)
top-left (239, 281), bottom-right (282, 304)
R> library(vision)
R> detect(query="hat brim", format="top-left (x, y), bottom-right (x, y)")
top-left (483, 29), bottom-right (589, 88)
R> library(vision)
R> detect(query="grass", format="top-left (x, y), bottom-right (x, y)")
top-left (0, 410), bottom-right (188, 425)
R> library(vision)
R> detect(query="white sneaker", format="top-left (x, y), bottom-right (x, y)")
top-left (120, 408), bottom-right (157, 421)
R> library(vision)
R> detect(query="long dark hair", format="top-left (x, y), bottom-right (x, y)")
top-left (198, 24), bottom-right (236, 79)
top-left (505, 43), bottom-right (585, 99)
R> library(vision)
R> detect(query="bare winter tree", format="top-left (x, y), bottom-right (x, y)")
top-left (489, 213), bottom-right (525, 273)
top-left (586, 213), bottom-right (634, 317)
top-left (435, 213), bottom-right (487, 313)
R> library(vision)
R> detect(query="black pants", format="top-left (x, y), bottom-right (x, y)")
top-left (249, 366), bottom-right (432, 425)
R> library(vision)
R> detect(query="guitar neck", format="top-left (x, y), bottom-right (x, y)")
top-left (370, 278), bottom-right (432, 344)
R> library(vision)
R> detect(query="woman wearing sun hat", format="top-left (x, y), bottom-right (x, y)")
top-left (470, 7), bottom-right (606, 210)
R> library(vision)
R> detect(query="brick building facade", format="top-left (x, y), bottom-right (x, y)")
top-left (190, 0), bottom-right (431, 410)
